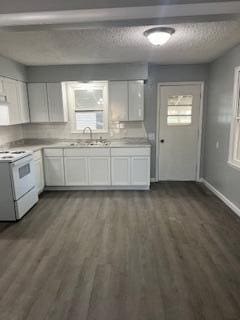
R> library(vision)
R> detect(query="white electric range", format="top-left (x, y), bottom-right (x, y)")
top-left (0, 150), bottom-right (38, 221)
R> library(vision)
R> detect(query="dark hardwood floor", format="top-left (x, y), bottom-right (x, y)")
top-left (0, 182), bottom-right (240, 320)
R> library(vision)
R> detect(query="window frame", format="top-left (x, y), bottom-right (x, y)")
top-left (228, 66), bottom-right (240, 170)
top-left (65, 81), bottom-right (109, 133)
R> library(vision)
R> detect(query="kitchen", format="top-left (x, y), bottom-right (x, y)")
top-left (0, 1), bottom-right (240, 319)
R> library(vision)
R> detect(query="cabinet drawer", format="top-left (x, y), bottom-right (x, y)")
top-left (44, 148), bottom-right (63, 157)
top-left (111, 147), bottom-right (150, 157)
top-left (33, 150), bottom-right (42, 161)
top-left (64, 148), bottom-right (110, 157)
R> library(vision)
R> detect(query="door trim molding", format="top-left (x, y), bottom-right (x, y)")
top-left (156, 81), bottom-right (205, 182)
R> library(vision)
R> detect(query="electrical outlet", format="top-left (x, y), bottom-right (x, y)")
top-left (148, 133), bottom-right (155, 141)
top-left (216, 141), bottom-right (219, 149)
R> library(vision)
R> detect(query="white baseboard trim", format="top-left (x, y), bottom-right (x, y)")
top-left (150, 178), bottom-right (157, 183)
top-left (45, 185), bottom-right (150, 191)
top-left (201, 178), bottom-right (240, 218)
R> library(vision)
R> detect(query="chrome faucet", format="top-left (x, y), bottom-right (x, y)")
top-left (83, 127), bottom-right (93, 142)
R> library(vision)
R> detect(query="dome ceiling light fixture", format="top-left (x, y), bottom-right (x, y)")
top-left (144, 27), bottom-right (175, 46)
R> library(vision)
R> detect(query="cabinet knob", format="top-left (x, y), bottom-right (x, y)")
top-left (160, 139), bottom-right (165, 143)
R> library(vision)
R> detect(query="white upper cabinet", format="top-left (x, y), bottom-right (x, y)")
top-left (28, 83), bottom-right (49, 123)
top-left (109, 81), bottom-right (128, 122)
top-left (0, 77), bottom-right (5, 95)
top-left (128, 81), bottom-right (144, 121)
top-left (4, 78), bottom-right (21, 125)
top-left (0, 78), bottom-right (30, 126)
top-left (28, 82), bottom-right (68, 123)
top-left (17, 81), bottom-right (30, 123)
top-left (109, 80), bottom-right (144, 122)
top-left (47, 83), bottom-right (68, 122)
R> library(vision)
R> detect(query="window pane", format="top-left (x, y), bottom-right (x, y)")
top-left (168, 106), bottom-right (192, 116)
top-left (74, 89), bottom-right (104, 111)
top-left (168, 95), bottom-right (193, 106)
top-left (75, 111), bottom-right (104, 130)
top-left (167, 95), bottom-right (193, 125)
top-left (167, 115), bottom-right (192, 125)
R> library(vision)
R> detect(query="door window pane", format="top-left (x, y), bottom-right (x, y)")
top-left (167, 95), bottom-right (193, 125)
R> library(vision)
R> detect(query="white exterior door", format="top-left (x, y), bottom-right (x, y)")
top-left (158, 84), bottom-right (201, 181)
top-left (64, 157), bottom-right (88, 186)
top-left (88, 157), bottom-right (110, 186)
top-left (111, 157), bottom-right (131, 185)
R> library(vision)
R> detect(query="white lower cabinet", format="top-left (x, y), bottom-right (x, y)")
top-left (131, 157), bottom-right (150, 186)
top-left (44, 157), bottom-right (65, 186)
top-left (111, 157), bottom-right (131, 185)
top-left (43, 146), bottom-right (150, 189)
top-left (34, 151), bottom-right (45, 193)
top-left (88, 157), bottom-right (110, 185)
top-left (64, 157), bottom-right (88, 186)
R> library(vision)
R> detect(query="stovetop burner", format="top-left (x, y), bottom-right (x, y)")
top-left (1, 156), bottom-right (14, 159)
top-left (11, 151), bottom-right (26, 154)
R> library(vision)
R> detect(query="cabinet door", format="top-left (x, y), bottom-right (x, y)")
top-left (4, 79), bottom-right (21, 124)
top-left (28, 83), bottom-right (49, 123)
top-left (111, 157), bottom-right (131, 185)
top-left (0, 77), bottom-right (5, 94)
top-left (88, 157), bottom-right (110, 186)
top-left (44, 157), bottom-right (65, 186)
top-left (18, 82), bottom-right (30, 123)
top-left (64, 157), bottom-right (88, 186)
top-left (34, 158), bottom-right (44, 193)
top-left (131, 157), bottom-right (150, 186)
top-left (109, 81), bottom-right (128, 121)
top-left (47, 83), bottom-right (68, 123)
top-left (128, 81), bottom-right (144, 121)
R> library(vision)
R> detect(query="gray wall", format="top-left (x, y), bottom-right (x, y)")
top-left (204, 44), bottom-right (240, 209)
top-left (0, 55), bottom-right (27, 81)
top-left (145, 64), bottom-right (209, 178)
top-left (27, 62), bottom-right (209, 178)
top-left (27, 63), bottom-right (148, 82)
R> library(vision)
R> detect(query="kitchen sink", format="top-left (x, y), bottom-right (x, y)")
top-left (64, 140), bottom-right (110, 147)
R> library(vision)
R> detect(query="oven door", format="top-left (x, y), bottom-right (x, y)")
top-left (11, 155), bottom-right (35, 200)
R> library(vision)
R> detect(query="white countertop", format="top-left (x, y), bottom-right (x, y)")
top-left (8, 138), bottom-right (151, 153)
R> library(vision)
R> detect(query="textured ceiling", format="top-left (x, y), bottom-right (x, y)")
top-left (0, 20), bottom-right (240, 65)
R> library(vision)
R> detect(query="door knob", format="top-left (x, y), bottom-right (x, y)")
top-left (160, 139), bottom-right (165, 143)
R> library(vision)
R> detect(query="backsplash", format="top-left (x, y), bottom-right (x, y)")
top-left (22, 121), bottom-right (146, 140)
top-left (0, 125), bottom-right (24, 146)
top-left (0, 119), bottom-right (146, 147)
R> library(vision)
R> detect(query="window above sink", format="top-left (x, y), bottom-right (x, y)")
top-left (63, 81), bottom-right (109, 133)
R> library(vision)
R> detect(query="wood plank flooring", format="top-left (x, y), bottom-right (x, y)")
top-left (0, 182), bottom-right (240, 320)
